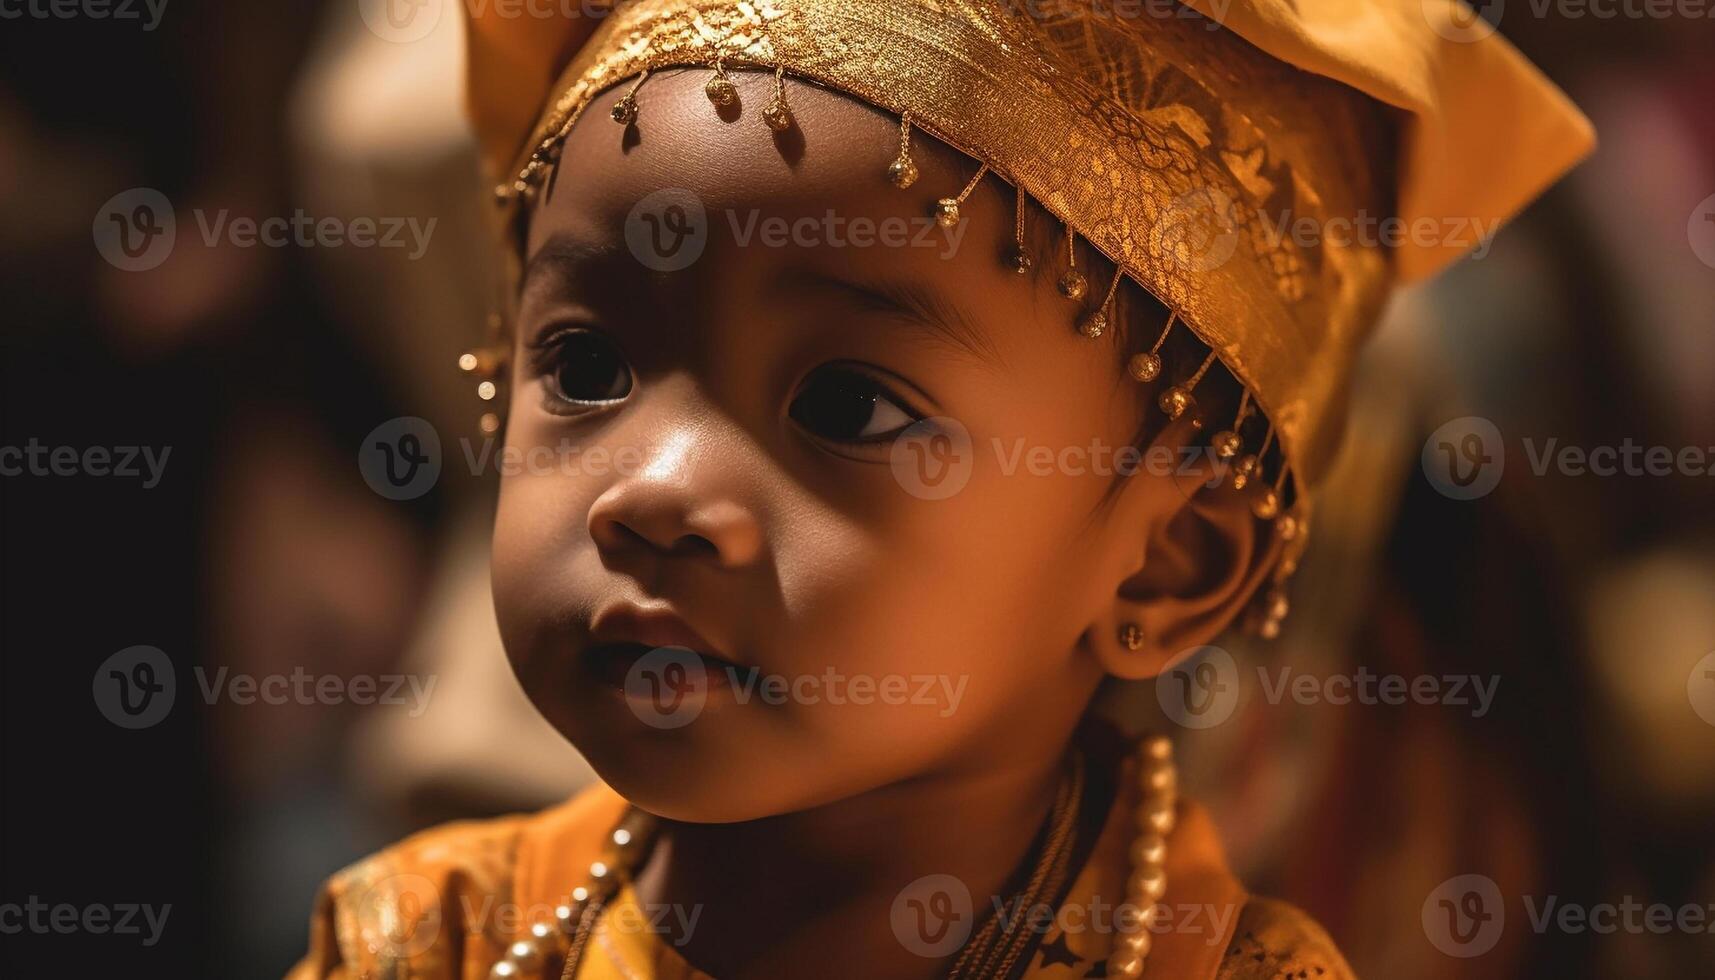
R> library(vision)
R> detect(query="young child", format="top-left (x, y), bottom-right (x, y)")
top-left (293, 1), bottom-right (1591, 977)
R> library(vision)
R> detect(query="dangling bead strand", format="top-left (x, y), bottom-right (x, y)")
top-left (1057, 229), bottom-right (1088, 301)
top-left (1232, 424), bottom-right (1272, 490)
top-left (705, 54), bottom-right (738, 109)
top-left (610, 70), bottom-right (650, 125)
top-left (1128, 312), bottom-right (1177, 383)
top-left (1079, 267), bottom-right (1124, 339)
top-left (762, 64), bottom-right (794, 132)
top-left (1007, 183), bottom-right (1032, 275)
top-left (934, 163), bottom-right (989, 228)
top-left (887, 113), bottom-right (920, 189)
top-left (1211, 389), bottom-right (1250, 461)
top-left (1158, 350), bottom-right (1217, 427)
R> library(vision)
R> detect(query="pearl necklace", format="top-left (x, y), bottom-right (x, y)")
top-left (482, 736), bottom-right (1175, 980)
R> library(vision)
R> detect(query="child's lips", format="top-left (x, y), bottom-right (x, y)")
top-left (583, 603), bottom-right (755, 691)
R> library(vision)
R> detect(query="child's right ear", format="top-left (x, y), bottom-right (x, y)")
top-left (1084, 432), bottom-right (1285, 680)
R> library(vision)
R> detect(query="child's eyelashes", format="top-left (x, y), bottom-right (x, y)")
top-left (788, 364), bottom-right (925, 450)
top-left (530, 328), bottom-right (634, 413)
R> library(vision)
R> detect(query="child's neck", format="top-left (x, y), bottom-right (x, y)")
top-left (631, 736), bottom-right (1077, 980)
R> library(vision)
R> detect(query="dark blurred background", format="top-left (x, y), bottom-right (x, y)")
top-left (1, 2), bottom-right (1711, 977)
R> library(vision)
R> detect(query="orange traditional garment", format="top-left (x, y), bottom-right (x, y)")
top-left (289, 775), bottom-right (1349, 979)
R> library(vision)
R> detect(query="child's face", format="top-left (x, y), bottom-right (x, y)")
top-left (493, 70), bottom-right (1249, 822)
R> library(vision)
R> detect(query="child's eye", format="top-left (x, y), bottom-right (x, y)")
top-left (541, 330), bottom-right (633, 406)
top-left (789, 366), bottom-right (922, 444)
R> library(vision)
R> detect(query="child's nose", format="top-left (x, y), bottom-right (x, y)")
top-left (585, 439), bottom-right (764, 570)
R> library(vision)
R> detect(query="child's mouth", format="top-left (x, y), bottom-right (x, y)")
top-left (582, 642), bottom-right (758, 694)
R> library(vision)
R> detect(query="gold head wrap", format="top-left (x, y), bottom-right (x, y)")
top-left (464, 0), bottom-right (1592, 599)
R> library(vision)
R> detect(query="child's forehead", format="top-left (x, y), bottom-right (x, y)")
top-left (527, 67), bottom-right (975, 245)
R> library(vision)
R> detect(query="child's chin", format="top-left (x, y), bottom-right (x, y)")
top-left (569, 726), bottom-right (823, 824)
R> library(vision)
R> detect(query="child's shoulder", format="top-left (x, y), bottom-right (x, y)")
top-left (288, 783), bottom-right (626, 979)
top-left (1215, 896), bottom-right (1354, 980)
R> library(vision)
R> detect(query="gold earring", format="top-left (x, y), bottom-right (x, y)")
top-left (1119, 623), bottom-right (1146, 651)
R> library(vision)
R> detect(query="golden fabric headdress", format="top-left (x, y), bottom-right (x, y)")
top-left (463, 0), bottom-right (1592, 629)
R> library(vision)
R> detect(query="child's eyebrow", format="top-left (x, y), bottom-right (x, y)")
top-left (522, 237), bottom-right (622, 286)
top-left (777, 268), bottom-right (1001, 366)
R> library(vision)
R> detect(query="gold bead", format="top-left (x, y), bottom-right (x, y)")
top-left (488, 963), bottom-right (520, 980)
top-left (1212, 430), bottom-right (1241, 459)
top-left (555, 904), bottom-right (578, 932)
top-left (1079, 309), bottom-right (1108, 339)
top-left (1057, 270), bottom-right (1088, 301)
top-left (612, 828), bottom-right (633, 847)
top-left (934, 198), bottom-right (961, 228)
top-left (1231, 454), bottom-right (1258, 489)
top-left (763, 95), bottom-right (794, 132)
top-left (1119, 623), bottom-right (1145, 651)
top-left (1158, 386), bottom-right (1193, 420)
top-left (1265, 589), bottom-right (1290, 622)
top-left (589, 860), bottom-right (609, 879)
top-left (1128, 866), bottom-right (1168, 903)
top-left (1253, 489), bottom-right (1281, 520)
top-left (1130, 832), bottom-right (1167, 867)
top-left (887, 154), bottom-right (919, 189)
top-left (1142, 734), bottom-right (1172, 762)
top-left (1278, 514), bottom-right (1301, 541)
top-left (1143, 804), bottom-right (1176, 836)
top-left (1118, 929), bottom-right (1153, 957)
top-left (1107, 950), bottom-right (1145, 978)
top-left (479, 412), bottom-right (500, 434)
top-left (611, 94), bottom-right (638, 125)
top-left (477, 381), bottom-right (498, 401)
top-left (529, 921), bottom-right (559, 948)
top-left (1142, 763), bottom-right (1176, 794)
top-left (705, 74), bottom-right (738, 108)
top-left (507, 940), bottom-right (544, 971)
top-left (571, 886), bottom-right (590, 903)
top-left (1260, 618), bottom-right (1282, 640)
top-left (1008, 248), bottom-right (1032, 275)
top-left (1128, 352), bottom-right (1162, 383)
